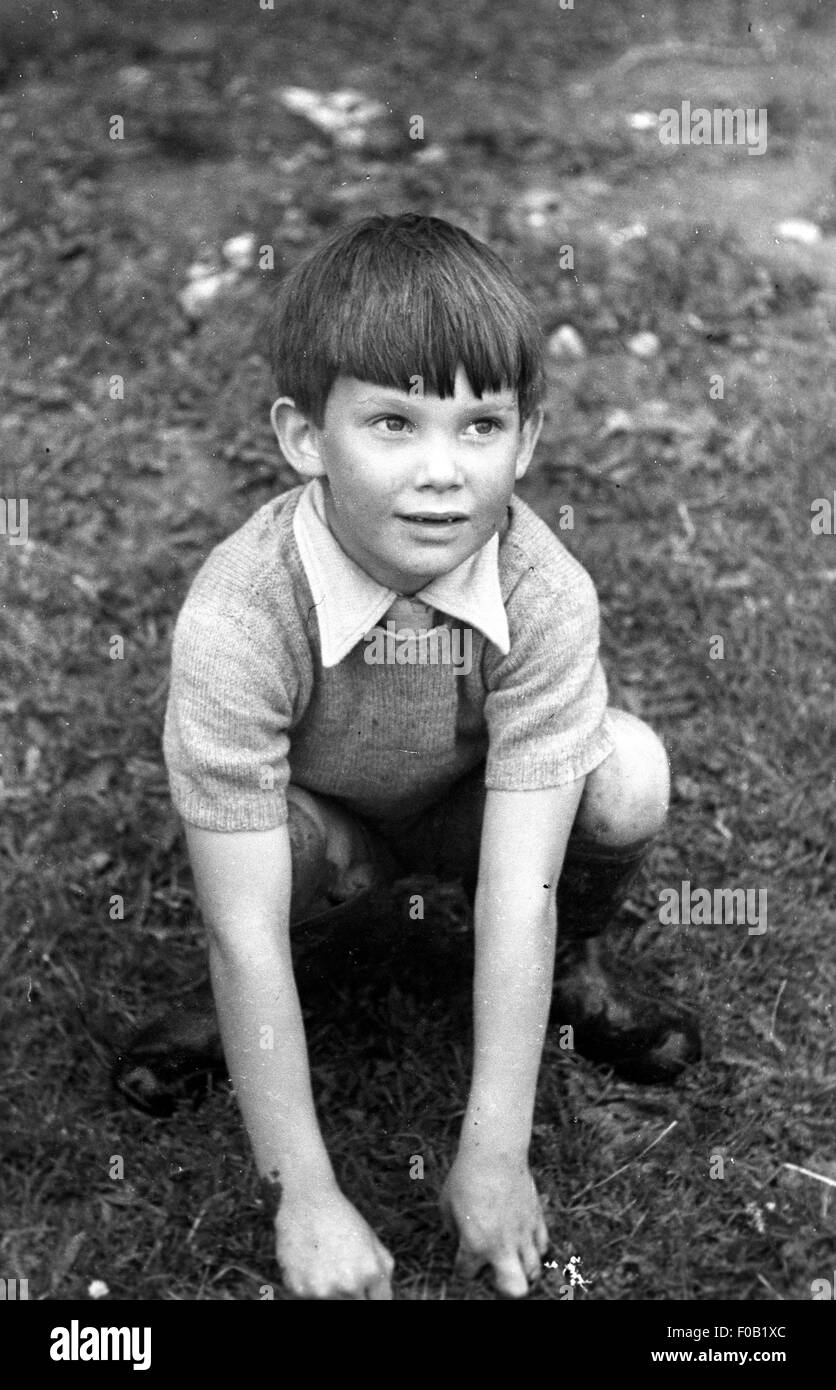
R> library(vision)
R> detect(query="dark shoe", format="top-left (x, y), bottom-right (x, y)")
top-left (112, 979), bottom-right (223, 1116)
top-left (551, 948), bottom-right (701, 1083)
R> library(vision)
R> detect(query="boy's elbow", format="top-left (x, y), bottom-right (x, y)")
top-left (203, 901), bottom-right (291, 971)
top-left (185, 822), bottom-right (293, 957)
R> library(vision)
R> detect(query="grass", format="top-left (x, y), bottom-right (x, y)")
top-left (1, 0), bottom-right (834, 1301)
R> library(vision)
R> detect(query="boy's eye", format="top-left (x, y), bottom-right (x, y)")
top-left (468, 418), bottom-right (502, 436)
top-left (373, 415), bottom-right (411, 433)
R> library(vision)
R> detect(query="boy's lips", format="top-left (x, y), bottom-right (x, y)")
top-left (397, 512), bottom-right (468, 524)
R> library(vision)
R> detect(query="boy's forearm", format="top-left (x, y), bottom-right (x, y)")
top-left (184, 823), bottom-right (336, 1200)
top-left (209, 936), bottom-right (337, 1200)
top-left (455, 782), bottom-right (585, 1168)
top-left (458, 887), bottom-right (557, 1162)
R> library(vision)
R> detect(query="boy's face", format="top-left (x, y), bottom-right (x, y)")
top-left (275, 366), bottom-right (542, 593)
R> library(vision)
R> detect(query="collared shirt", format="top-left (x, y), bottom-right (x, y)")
top-left (292, 477), bottom-right (510, 667)
top-left (163, 484), bottom-right (615, 832)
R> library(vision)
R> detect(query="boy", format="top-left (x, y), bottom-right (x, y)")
top-left (119, 213), bottom-right (700, 1299)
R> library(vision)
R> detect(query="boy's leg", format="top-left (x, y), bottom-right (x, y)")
top-left (113, 788), bottom-right (390, 1113)
top-left (386, 710), bottom-right (699, 1083)
top-left (552, 708), bottom-right (700, 1081)
top-left (283, 784), bottom-right (392, 922)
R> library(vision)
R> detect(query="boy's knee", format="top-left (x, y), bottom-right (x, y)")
top-left (286, 786), bottom-right (381, 917)
top-left (576, 709), bottom-right (669, 846)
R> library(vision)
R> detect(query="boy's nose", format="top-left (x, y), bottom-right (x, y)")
top-left (414, 444), bottom-right (463, 488)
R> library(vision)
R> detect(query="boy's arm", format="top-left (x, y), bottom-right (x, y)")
top-left (440, 779), bottom-right (585, 1298)
top-left (185, 823), bottom-right (394, 1299)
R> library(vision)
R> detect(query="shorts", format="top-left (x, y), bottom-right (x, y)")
top-left (287, 754), bottom-right (650, 941)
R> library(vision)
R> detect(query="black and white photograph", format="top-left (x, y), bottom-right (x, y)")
top-left (1, 0), bottom-right (834, 1347)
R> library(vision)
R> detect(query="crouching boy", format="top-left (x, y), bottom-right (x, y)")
top-left (120, 213), bottom-right (700, 1299)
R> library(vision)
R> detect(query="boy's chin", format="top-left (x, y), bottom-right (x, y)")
top-left (390, 554), bottom-right (470, 591)
top-left (368, 523), bottom-right (497, 590)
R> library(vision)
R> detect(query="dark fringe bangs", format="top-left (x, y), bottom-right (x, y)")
top-left (268, 214), bottom-right (545, 424)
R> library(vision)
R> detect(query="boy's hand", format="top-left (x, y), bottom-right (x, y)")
top-left (440, 1152), bottom-right (549, 1298)
top-left (275, 1186), bottom-right (395, 1300)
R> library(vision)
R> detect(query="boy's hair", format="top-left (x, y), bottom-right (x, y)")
top-left (267, 212), bottom-right (545, 425)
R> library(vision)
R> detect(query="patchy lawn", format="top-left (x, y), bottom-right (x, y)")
top-left (1, 0), bottom-right (834, 1301)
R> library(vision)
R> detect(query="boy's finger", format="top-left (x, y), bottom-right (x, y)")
top-left (365, 1273), bottom-right (393, 1300)
top-left (535, 1214), bottom-right (549, 1255)
top-left (453, 1245), bottom-right (488, 1281)
top-left (521, 1242), bottom-right (543, 1285)
top-left (492, 1253), bottom-right (529, 1300)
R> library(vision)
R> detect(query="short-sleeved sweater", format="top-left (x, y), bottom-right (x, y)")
top-left (163, 485), bottom-right (615, 831)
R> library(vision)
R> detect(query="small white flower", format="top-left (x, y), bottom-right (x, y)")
top-left (413, 144), bottom-right (447, 166)
top-left (611, 221), bottom-right (648, 247)
top-left (629, 111), bottom-right (659, 131)
top-left (276, 87), bottom-right (386, 147)
top-left (222, 233), bottom-right (257, 270)
top-left (178, 269), bottom-right (238, 320)
top-left (775, 218), bottom-right (821, 246)
top-left (88, 1279), bottom-right (110, 1299)
top-left (548, 325), bottom-right (586, 361)
top-left (627, 331), bottom-right (661, 360)
top-left (601, 408), bottom-right (634, 437)
top-left (185, 261), bottom-right (217, 282)
top-left (562, 1254), bottom-right (590, 1288)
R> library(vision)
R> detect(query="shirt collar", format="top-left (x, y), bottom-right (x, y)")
top-left (292, 477), bottom-right (510, 667)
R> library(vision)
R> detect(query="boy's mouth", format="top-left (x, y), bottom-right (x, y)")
top-left (398, 513), bottom-right (468, 526)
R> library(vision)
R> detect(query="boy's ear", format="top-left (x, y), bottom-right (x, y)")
top-left (270, 397), bottom-right (327, 479)
top-left (513, 406), bottom-right (544, 482)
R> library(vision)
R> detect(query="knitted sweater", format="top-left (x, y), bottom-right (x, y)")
top-left (163, 486), bottom-right (615, 831)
